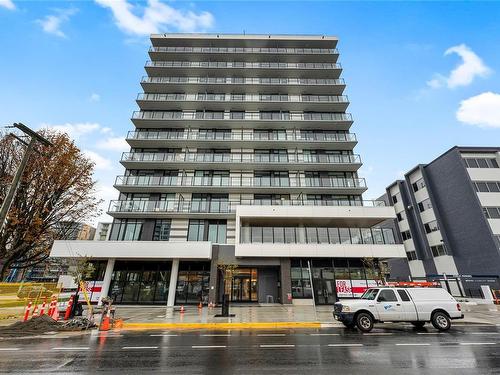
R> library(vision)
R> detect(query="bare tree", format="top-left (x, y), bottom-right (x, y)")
top-left (217, 262), bottom-right (238, 317)
top-left (0, 130), bottom-right (102, 279)
top-left (362, 257), bottom-right (390, 286)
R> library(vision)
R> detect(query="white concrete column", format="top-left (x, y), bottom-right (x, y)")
top-left (98, 258), bottom-right (115, 306)
top-left (167, 259), bottom-right (179, 307)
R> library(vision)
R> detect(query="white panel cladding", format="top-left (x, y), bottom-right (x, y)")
top-left (477, 192), bottom-right (500, 207)
top-left (226, 219), bottom-right (236, 244)
top-left (235, 243), bottom-right (405, 258)
top-left (50, 240), bottom-right (212, 259)
top-left (408, 260), bottom-right (426, 278)
top-left (408, 169), bottom-right (423, 184)
top-left (488, 219), bottom-right (500, 234)
top-left (402, 240), bottom-right (416, 252)
top-left (414, 187), bottom-right (429, 203)
top-left (467, 168), bottom-right (500, 181)
top-left (420, 208), bottom-right (436, 224)
top-left (397, 219), bottom-right (410, 232)
top-left (426, 230), bottom-right (443, 246)
top-left (433, 255), bottom-right (459, 276)
top-left (170, 218), bottom-right (189, 241)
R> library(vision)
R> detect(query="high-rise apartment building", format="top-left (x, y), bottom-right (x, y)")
top-left (384, 146), bottom-right (500, 297)
top-left (50, 34), bottom-right (404, 306)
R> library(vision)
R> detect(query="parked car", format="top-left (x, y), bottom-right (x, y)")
top-left (333, 287), bottom-right (463, 332)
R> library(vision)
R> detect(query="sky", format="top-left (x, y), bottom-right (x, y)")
top-left (1, 0), bottom-right (499, 224)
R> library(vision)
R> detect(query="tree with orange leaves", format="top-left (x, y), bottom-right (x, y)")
top-left (0, 130), bottom-right (102, 279)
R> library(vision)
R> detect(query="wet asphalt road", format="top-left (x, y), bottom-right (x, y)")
top-left (1, 324), bottom-right (500, 374)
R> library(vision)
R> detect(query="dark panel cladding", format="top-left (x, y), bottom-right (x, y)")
top-left (424, 148), bottom-right (500, 276)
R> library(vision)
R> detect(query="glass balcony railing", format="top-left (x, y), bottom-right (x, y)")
top-left (136, 93), bottom-right (349, 103)
top-left (145, 61), bottom-right (342, 70)
top-left (141, 76), bottom-right (345, 86)
top-left (127, 130), bottom-right (357, 143)
top-left (149, 46), bottom-right (338, 55)
top-left (120, 152), bottom-right (361, 165)
top-left (114, 175), bottom-right (367, 189)
top-left (108, 197), bottom-right (385, 214)
top-left (132, 111), bottom-right (353, 122)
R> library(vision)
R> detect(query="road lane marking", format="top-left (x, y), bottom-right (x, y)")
top-left (259, 344), bottom-right (295, 348)
top-left (395, 343), bottom-right (431, 346)
top-left (469, 332), bottom-right (499, 335)
top-left (363, 333), bottom-right (394, 336)
top-left (150, 334), bottom-right (179, 337)
top-left (309, 333), bottom-right (340, 336)
top-left (328, 344), bottom-right (363, 347)
top-left (202, 334), bottom-right (232, 337)
top-left (192, 345), bottom-right (227, 349)
top-left (459, 342), bottom-right (497, 345)
top-left (417, 333), bottom-right (443, 335)
top-left (0, 348), bottom-right (20, 351)
top-left (52, 347), bottom-right (89, 350)
top-left (257, 334), bottom-right (286, 337)
top-left (122, 346), bottom-right (159, 350)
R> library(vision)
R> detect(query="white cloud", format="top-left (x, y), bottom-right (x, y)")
top-left (36, 8), bottom-right (78, 38)
top-left (83, 150), bottom-right (112, 170)
top-left (0, 0), bottom-right (15, 10)
top-left (456, 92), bottom-right (500, 129)
top-left (427, 44), bottom-right (492, 89)
top-left (95, 0), bottom-right (214, 36)
top-left (92, 183), bottom-right (118, 225)
top-left (89, 93), bottom-right (101, 102)
top-left (40, 122), bottom-right (102, 139)
top-left (97, 136), bottom-right (129, 152)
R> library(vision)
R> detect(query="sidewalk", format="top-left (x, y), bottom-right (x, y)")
top-left (115, 303), bottom-right (500, 330)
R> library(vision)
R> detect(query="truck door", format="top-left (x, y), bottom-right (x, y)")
top-left (396, 289), bottom-right (418, 321)
top-left (375, 289), bottom-right (404, 321)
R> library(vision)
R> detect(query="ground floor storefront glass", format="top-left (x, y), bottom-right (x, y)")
top-left (223, 268), bottom-right (258, 302)
top-left (291, 258), bottom-right (380, 304)
top-left (175, 262), bottom-right (210, 305)
top-left (109, 261), bottom-right (172, 304)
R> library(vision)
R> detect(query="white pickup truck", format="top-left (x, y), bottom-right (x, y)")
top-left (333, 287), bottom-right (463, 332)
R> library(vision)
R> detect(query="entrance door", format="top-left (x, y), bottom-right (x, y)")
top-left (313, 279), bottom-right (337, 305)
top-left (232, 276), bottom-right (251, 302)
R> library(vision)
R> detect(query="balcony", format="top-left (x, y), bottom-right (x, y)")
top-left (107, 198), bottom-right (383, 219)
top-left (144, 61), bottom-right (342, 79)
top-left (114, 175), bottom-right (368, 194)
top-left (120, 152), bottom-right (362, 171)
top-left (136, 93), bottom-right (349, 111)
top-left (126, 130), bottom-right (357, 150)
top-left (148, 46), bottom-right (338, 63)
top-left (140, 76), bottom-right (346, 95)
top-left (131, 111), bottom-right (353, 130)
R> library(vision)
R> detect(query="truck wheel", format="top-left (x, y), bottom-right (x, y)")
top-left (342, 322), bottom-right (356, 329)
top-left (411, 321), bottom-right (425, 328)
top-left (431, 311), bottom-right (451, 331)
top-left (356, 312), bottom-right (374, 332)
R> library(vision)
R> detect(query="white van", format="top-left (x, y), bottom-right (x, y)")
top-left (333, 287), bottom-right (463, 332)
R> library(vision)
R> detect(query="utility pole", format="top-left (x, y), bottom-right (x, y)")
top-left (0, 123), bottom-right (52, 234)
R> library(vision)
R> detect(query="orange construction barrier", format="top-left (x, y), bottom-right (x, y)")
top-left (64, 295), bottom-right (74, 320)
top-left (23, 300), bottom-right (32, 322)
top-left (113, 319), bottom-right (123, 329)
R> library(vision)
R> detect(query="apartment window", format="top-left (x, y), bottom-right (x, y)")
top-left (396, 211), bottom-right (406, 222)
top-left (418, 198), bottom-right (432, 212)
top-left (464, 158), bottom-right (499, 169)
top-left (391, 193), bottom-right (400, 204)
top-left (483, 207), bottom-right (500, 219)
top-left (254, 194), bottom-right (290, 205)
top-left (406, 251), bottom-right (417, 261)
top-left (401, 230), bottom-right (412, 241)
top-left (110, 219), bottom-right (143, 241)
top-left (474, 181), bottom-right (500, 193)
top-left (254, 171), bottom-right (289, 187)
top-left (153, 219), bottom-right (171, 241)
top-left (431, 244), bottom-right (448, 257)
top-left (412, 178), bottom-right (426, 192)
top-left (187, 219), bottom-right (227, 243)
top-left (424, 220), bottom-right (439, 234)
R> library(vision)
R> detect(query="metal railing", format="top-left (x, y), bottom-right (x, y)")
top-left (126, 130), bottom-right (357, 143)
top-left (136, 93), bottom-right (349, 103)
top-left (114, 175), bottom-right (367, 189)
top-left (120, 152), bottom-right (361, 165)
top-left (131, 111), bottom-right (353, 122)
top-left (149, 46), bottom-right (338, 55)
top-left (108, 197), bottom-right (385, 214)
top-left (141, 76), bottom-right (345, 86)
top-left (145, 61), bottom-right (342, 70)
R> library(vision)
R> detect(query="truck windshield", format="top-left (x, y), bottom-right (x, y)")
top-left (361, 289), bottom-right (379, 300)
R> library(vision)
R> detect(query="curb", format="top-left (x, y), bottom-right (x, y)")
top-left (121, 321), bottom-right (324, 330)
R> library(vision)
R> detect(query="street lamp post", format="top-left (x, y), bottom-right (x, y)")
top-left (0, 123), bottom-right (52, 234)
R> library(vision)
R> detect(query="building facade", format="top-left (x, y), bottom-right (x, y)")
top-left (50, 34), bottom-right (404, 305)
top-left (94, 222), bottom-right (112, 241)
top-left (385, 146), bottom-right (500, 297)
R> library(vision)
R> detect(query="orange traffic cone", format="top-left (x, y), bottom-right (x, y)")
top-left (100, 311), bottom-right (110, 331)
top-left (40, 297), bottom-right (47, 315)
top-left (198, 301), bottom-right (202, 309)
top-left (32, 304), bottom-right (39, 317)
top-left (180, 305), bottom-right (185, 313)
top-left (23, 300), bottom-right (32, 322)
top-left (51, 302), bottom-right (59, 321)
